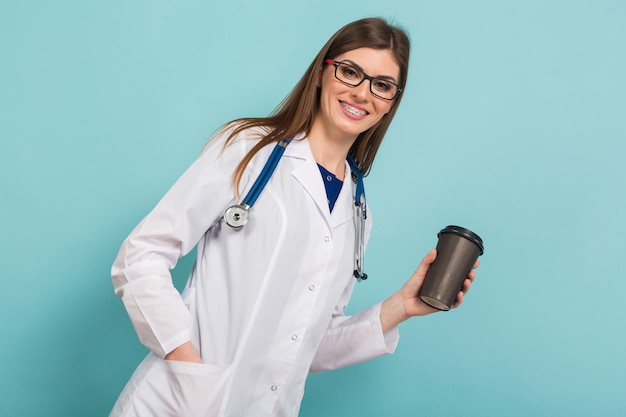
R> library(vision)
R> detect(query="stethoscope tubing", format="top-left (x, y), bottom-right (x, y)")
top-left (347, 156), bottom-right (367, 281)
top-left (242, 139), bottom-right (290, 208)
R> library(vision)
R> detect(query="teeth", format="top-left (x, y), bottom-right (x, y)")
top-left (341, 102), bottom-right (367, 117)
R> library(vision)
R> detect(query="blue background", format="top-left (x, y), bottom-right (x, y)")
top-left (2, 1), bottom-right (625, 416)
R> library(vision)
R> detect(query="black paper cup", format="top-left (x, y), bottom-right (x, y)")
top-left (419, 225), bottom-right (484, 311)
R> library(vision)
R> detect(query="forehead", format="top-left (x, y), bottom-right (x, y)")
top-left (333, 47), bottom-right (401, 81)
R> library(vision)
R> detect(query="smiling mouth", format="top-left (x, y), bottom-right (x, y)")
top-left (340, 101), bottom-right (368, 117)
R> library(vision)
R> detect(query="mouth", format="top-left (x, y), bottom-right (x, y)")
top-left (340, 101), bottom-right (369, 118)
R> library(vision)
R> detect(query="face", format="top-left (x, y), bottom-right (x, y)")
top-left (313, 47), bottom-right (401, 142)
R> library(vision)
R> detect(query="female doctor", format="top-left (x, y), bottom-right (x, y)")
top-left (110, 17), bottom-right (477, 417)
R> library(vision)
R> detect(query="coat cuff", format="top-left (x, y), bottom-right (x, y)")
top-left (371, 301), bottom-right (400, 354)
top-left (309, 302), bottom-right (400, 373)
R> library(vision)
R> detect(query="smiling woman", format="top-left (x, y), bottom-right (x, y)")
top-left (109, 17), bottom-right (478, 417)
top-left (310, 48), bottom-right (400, 169)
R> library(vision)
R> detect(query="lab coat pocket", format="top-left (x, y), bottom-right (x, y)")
top-left (137, 356), bottom-right (232, 417)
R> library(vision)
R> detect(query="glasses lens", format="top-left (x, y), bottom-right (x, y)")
top-left (336, 63), bottom-right (362, 85)
top-left (370, 79), bottom-right (397, 100)
top-left (335, 63), bottom-right (398, 100)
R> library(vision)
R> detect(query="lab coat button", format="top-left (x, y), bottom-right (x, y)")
top-left (308, 284), bottom-right (316, 291)
top-left (271, 385), bottom-right (278, 391)
top-left (324, 236), bottom-right (330, 242)
top-left (291, 334), bottom-right (298, 341)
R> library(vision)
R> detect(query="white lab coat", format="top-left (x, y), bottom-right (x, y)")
top-left (110, 125), bottom-right (400, 417)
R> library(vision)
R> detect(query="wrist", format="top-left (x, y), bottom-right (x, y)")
top-left (380, 292), bottom-right (409, 333)
top-left (165, 341), bottom-right (203, 363)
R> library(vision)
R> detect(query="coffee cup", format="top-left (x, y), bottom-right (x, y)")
top-left (419, 225), bottom-right (484, 311)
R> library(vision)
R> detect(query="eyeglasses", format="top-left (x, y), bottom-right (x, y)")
top-left (324, 59), bottom-right (402, 101)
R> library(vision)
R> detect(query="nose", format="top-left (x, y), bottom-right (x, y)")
top-left (351, 79), bottom-right (371, 101)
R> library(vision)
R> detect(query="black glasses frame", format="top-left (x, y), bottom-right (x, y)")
top-left (324, 59), bottom-right (402, 101)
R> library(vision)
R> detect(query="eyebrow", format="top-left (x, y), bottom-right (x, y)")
top-left (342, 60), bottom-right (399, 83)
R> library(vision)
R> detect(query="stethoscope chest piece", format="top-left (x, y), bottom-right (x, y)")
top-left (224, 204), bottom-right (250, 229)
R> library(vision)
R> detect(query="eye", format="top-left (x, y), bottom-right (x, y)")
top-left (372, 79), bottom-right (393, 92)
top-left (339, 64), bottom-right (361, 80)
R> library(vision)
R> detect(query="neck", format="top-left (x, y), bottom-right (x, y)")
top-left (307, 124), bottom-right (357, 181)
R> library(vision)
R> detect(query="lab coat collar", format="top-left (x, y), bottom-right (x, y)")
top-left (283, 137), bottom-right (354, 229)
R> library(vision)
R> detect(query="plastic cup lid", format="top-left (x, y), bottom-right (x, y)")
top-left (438, 225), bottom-right (484, 255)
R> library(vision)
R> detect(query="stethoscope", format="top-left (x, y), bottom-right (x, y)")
top-left (223, 139), bottom-right (368, 281)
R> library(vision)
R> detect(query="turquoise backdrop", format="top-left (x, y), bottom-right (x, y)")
top-left (2, 1), bottom-right (625, 416)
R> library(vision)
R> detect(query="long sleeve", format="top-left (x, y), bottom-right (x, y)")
top-left (111, 128), bottom-right (252, 357)
top-left (309, 210), bottom-right (400, 373)
top-left (309, 292), bottom-right (400, 373)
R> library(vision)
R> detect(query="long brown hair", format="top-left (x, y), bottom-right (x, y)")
top-left (223, 17), bottom-right (410, 190)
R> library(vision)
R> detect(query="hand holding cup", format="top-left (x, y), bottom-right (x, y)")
top-left (419, 226), bottom-right (484, 311)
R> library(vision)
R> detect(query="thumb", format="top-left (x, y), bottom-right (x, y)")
top-left (415, 248), bottom-right (437, 279)
top-left (405, 248), bottom-right (437, 294)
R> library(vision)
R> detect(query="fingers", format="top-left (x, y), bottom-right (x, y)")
top-left (452, 276), bottom-right (473, 309)
top-left (449, 263), bottom-right (480, 310)
top-left (462, 277), bottom-right (472, 293)
top-left (467, 270), bottom-right (476, 284)
top-left (452, 291), bottom-right (464, 309)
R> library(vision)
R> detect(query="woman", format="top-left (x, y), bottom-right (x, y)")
top-left (110, 17), bottom-right (477, 417)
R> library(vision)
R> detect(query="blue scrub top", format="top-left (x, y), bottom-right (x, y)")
top-left (317, 164), bottom-right (344, 212)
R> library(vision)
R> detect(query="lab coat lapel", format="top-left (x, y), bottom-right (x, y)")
top-left (284, 139), bottom-right (332, 228)
top-left (284, 139), bottom-right (354, 229)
